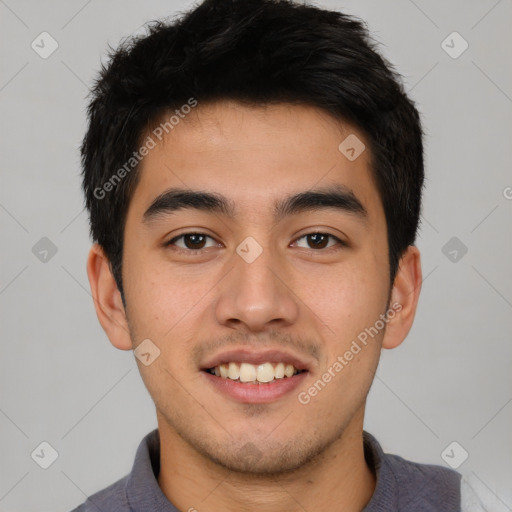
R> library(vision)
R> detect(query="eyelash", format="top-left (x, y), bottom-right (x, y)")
top-left (164, 232), bottom-right (347, 254)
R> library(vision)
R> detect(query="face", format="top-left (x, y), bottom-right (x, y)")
top-left (119, 100), bottom-right (394, 473)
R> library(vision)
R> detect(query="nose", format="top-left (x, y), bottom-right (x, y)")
top-left (214, 240), bottom-right (300, 332)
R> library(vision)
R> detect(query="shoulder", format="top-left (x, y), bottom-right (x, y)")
top-left (384, 451), bottom-right (462, 510)
top-left (68, 428), bottom-right (162, 512)
top-left (68, 474), bottom-right (129, 512)
top-left (385, 450), bottom-right (461, 488)
top-left (363, 432), bottom-right (462, 511)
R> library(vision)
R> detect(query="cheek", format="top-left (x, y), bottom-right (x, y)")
top-left (124, 260), bottom-right (204, 396)
top-left (297, 270), bottom-right (385, 411)
top-left (123, 252), bottom-right (178, 338)
top-left (298, 256), bottom-right (388, 337)
top-left (124, 252), bottom-right (216, 356)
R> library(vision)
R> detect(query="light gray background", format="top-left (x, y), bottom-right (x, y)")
top-left (1, 0), bottom-right (511, 510)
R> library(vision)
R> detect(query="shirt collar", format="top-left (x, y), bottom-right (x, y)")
top-left (125, 429), bottom-right (178, 511)
top-left (362, 430), bottom-right (399, 511)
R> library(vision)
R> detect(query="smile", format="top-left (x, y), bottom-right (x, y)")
top-left (205, 361), bottom-right (305, 384)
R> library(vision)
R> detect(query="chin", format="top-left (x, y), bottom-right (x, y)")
top-left (195, 435), bottom-right (331, 476)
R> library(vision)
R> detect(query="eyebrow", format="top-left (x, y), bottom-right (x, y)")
top-left (143, 184), bottom-right (368, 225)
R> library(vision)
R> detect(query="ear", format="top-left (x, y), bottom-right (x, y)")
top-left (381, 245), bottom-right (422, 350)
top-left (86, 243), bottom-right (132, 351)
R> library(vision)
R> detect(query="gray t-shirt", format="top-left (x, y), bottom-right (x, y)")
top-left (70, 428), bottom-right (464, 511)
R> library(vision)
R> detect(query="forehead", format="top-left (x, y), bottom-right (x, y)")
top-left (129, 100), bottom-right (384, 224)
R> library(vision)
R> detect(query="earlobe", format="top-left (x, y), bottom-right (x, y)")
top-left (381, 245), bottom-right (422, 350)
top-left (86, 243), bottom-right (133, 351)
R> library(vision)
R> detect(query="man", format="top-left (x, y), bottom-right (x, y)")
top-left (72, 0), bottom-right (483, 510)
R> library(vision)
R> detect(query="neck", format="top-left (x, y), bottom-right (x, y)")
top-left (157, 408), bottom-right (376, 512)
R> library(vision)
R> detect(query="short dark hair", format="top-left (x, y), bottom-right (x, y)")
top-left (81, 0), bottom-right (424, 302)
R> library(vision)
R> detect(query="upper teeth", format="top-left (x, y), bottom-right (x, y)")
top-left (211, 362), bottom-right (300, 383)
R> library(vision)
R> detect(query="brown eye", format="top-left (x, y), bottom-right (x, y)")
top-left (166, 233), bottom-right (217, 251)
top-left (294, 233), bottom-right (344, 250)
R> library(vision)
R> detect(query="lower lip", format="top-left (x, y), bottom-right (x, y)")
top-left (201, 370), bottom-right (308, 404)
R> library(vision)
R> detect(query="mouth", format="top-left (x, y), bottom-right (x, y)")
top-left (200, 349), bottom-right (311, 403)
top-left (203, 361), bottom-right (306, 384)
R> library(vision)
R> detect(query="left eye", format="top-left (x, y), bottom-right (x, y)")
top-left (293, 233), bottom-right (343, 250)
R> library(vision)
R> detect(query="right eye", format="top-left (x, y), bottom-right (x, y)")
top-left (165, 232), bottom-right (220, 252)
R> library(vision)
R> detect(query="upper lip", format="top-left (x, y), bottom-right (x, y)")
top-left (200, 348), bottom-right (312, 372)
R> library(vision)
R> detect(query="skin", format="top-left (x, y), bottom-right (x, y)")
top-left (87, 100), bottom-right (422, 512)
